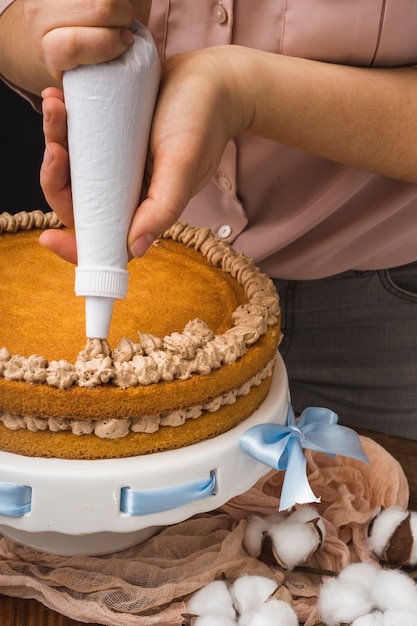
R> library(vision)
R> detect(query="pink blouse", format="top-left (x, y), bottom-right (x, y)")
top-left (3, 0), bottom-right (417, 278)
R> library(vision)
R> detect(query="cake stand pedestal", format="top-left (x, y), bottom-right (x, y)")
top-left (0, 355), bottom-right (289, 555)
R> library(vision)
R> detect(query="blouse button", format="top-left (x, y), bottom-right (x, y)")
top-left (218, 174), bottom-right (232, 191)
top-left (213, 4), bottom-right (228, 24)
top-left (218, 224), bottom-right (232, 239)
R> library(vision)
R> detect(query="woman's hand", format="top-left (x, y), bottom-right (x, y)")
top-left (21, 0), bottom-right (144, 83)
top-left (40, 46), bottom-right (254, 262)
top-left (0, 0), bottom-right (151, 93)
top-left (128, 47), bottom-right (253, 257)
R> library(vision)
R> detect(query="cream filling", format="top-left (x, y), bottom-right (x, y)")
top-left (0, 358), bottom-right (275, 439)
top-left (0, 216), bottom-right (280, 390)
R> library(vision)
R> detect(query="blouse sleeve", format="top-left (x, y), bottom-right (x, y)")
top-left (0, 0), bottom-right (14, 15)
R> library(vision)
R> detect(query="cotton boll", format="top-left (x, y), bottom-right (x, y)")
top-left (193, 615), bottom-right (236, 626)
top-left (383, 609), bottom-right (417, 626)
top-left (287, 505), bottom-right (319, 522)
top-left (288, 506), bottom-right (324, 528)
top-left (187, 580), bottom-right (236, 620)
top-left (409, 511), bottom-right (417, 565)
top-left (318, 577), bottom-right (373, 626)
top-left (372, 568), bottom-right (417, 613)
top-left (243, 516), bottom-right (274, 557)
top-left (368, 507), bottom-right (409, 558)
top-left (243, 514), bottom-right (286, 556)
top-left (288, 506), bottom-right (326, 542)
top-left (351, 612), bottom-right (384, 626)
top-left (230, 575), bottom-right (278, 616)
top-left (239, 599), bottom-right (299, 626)
top-left (268, 519), bottom-right (322, 569)
top-left (338, 562), bottom-right (380, 594)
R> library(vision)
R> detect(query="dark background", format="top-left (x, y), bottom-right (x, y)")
top-left (0, 79), bottom-right (50, 214)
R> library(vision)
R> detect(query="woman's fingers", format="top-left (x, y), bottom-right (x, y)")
top-left (42, 91), bottom-right (67, 146)
top-left (40, 140), bottom-right (74, 227)
top-left (38, 229), bottom-right (77, 265)
top-left (22, 0), bottom-right (136, 81)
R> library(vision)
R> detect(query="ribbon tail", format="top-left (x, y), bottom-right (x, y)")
top-left (279, 437), bottom-right (320, 512)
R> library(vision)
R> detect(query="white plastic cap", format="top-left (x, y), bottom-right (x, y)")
top-left (75, 267), bottom-right (129, 338)
top-left (75, 267), bottom-right (129, 300)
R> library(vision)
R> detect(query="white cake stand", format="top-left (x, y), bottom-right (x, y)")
top-left (0, 354), bottom-right (289, 555)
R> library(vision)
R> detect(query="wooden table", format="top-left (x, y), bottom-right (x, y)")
top-left (1, 428), bottom-right (416, 626)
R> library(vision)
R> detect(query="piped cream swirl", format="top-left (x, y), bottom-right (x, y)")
top-left (0, 210), bottom-right (62, 234)
top-left (0, 357), bottom-right (275, 438)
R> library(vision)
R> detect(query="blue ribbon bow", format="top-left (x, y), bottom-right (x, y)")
top-left (240, 404), bottom-right (369, 511)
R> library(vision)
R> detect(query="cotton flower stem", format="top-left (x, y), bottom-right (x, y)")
top-left (294, 565), bottom-right (338, 577)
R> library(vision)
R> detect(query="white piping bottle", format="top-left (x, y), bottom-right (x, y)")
top-left (63, 22), bottom-right (160, 339)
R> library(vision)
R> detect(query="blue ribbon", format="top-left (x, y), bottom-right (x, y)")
top-left (0, 483), bottom-right (32, 517)
top-left (120, 471), bottom-right (216, 516)
top-left (240, 404), bottom-right (369, 511)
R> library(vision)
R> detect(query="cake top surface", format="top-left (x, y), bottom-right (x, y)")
top-left (0, 211), bottom-right (280, 391)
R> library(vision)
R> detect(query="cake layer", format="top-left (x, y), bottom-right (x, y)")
top-left (0, 375), bottom-right (273, 459)
top-left (0, 357), bottom-right (275, 436)
top-left (0, 327), bottom-right (278, 420)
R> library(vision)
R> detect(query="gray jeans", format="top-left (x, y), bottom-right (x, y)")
top-left (274, 261), bottom-right (417, 440)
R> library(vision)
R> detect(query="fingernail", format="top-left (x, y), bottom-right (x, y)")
top-left (121, 29), bottom-right (134, 46)
top-left (43, 145), bottom-right (54, 167)
top-left (130, 233), bottom-right (154, 258)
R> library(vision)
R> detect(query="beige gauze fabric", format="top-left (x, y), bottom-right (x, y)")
top-left (0, 437), bottom-right (409, 625)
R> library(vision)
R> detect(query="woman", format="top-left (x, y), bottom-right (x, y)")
top-left (2, 0), bottom-right (417, 437)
